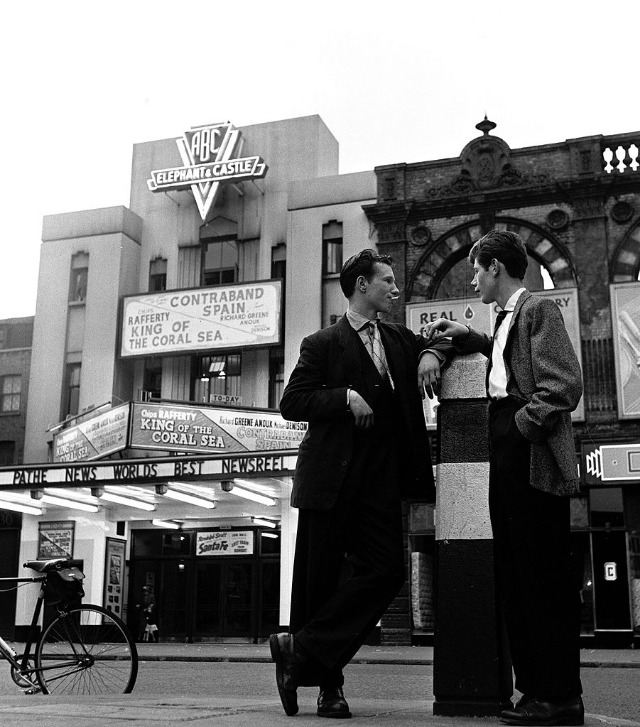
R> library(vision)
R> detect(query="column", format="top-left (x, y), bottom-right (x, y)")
top-left (433, 353), bottom-right (512, 716)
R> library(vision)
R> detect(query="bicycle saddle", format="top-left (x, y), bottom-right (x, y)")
top-left (23, 558), bottom-right (70, 573)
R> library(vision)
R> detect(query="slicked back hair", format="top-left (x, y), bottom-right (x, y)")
top-left (469, 230), bottom-right (528, 280)
top-left (340, 248), bottom-right (394, 298)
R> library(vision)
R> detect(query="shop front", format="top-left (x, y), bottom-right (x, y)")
top-left (128, 525), bottom-right (280, 642)
top-left (0, 412), bottom-right (300, 643)
top-left (577, 443), bottom-right (640, 646)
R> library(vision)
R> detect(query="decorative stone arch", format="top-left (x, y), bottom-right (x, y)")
top-left (610, 219), bottom-right (640, 281)
top-left (407, 217), bottom-right (578, 302)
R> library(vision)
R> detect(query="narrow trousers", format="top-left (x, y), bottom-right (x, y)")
top-left (489, 398), bottom-right (582, 699)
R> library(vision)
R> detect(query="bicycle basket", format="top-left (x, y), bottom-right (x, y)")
top-left (44, 567), bottom-right (85, 605)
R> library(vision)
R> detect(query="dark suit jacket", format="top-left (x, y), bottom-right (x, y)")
top-left (280, 315), bottom-right (454, 510)
top-left (455, 291), bottom-right (583, 495)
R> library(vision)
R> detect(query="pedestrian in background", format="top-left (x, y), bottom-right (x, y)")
top-left (137, 586), bottom-right (159, 643)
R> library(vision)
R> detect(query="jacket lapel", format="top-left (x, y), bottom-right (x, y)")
top-left (504, 290), bottom-right (531, 355)
top-left (378, 323), bottom-right (402, 384)
top-left (337, 314), bottom-right (364, 387)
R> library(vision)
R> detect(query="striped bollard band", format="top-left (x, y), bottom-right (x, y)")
top-left (433, 353), bottom-right (512, 717)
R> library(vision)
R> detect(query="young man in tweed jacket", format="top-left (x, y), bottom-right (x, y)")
top-left (425, 230), bottom-right (584, 727)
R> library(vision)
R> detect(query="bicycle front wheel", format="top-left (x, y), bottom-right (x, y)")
top-left (35, 604), bottom-right (138, 694)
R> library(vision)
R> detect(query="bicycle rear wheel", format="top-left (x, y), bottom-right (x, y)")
top-left (35, 604), bottom-right (138, 694)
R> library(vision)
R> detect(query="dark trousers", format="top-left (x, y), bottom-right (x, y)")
top-left (489, 398), bottom-right (582, 700)
top-left (290, 425), bottom-right (405, 689)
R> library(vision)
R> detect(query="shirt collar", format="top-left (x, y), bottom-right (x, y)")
top-left (501, 287), bottom-right (526, 313)
top-left (346, 308), bottom-right (378, 331)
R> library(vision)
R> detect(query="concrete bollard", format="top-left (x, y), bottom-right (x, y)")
top-left (432, 353), bottom-right (512, 717)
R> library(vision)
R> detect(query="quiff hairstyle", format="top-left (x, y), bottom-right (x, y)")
top-left (469, 230), bottom-right (528, 280)
top-left (339, 248), bottom-right (394, 298)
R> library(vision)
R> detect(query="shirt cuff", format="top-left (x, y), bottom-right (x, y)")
top-left (419, 349), bottom-right (445, 364)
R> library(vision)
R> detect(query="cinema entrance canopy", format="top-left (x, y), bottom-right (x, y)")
top-left (0, 400), bottom-right (303, 523)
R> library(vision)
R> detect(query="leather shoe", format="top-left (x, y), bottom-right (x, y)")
top-left (269, 633), bottom-right (303, 716)
top-left (317, 686), bottom-right (352, 719)
top-left (500, 696), bottom-right (584, 726)
top-left (514, 694), bottom-right (535, 708)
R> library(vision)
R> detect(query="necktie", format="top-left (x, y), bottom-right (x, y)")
top-left (493, 310), bottom-right (508, 335)
top-left (486, 310), bottom-right (509, 395)
top-left (363, 321), bottom-right (390, 381)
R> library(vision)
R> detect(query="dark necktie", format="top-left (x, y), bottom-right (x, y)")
top-left (493, 310), bottom-right (508, 335)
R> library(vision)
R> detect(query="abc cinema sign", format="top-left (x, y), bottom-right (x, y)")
top-left (148, 122), bottom-right (267, 220)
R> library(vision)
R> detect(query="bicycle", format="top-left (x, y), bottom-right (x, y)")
top-left (0, 557), bottom-right (138, 695)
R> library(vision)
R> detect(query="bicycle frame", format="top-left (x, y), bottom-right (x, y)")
top-left (0, 574), bottom-right (48, 686)
top-left (0, 563), bottom-right (138, 696)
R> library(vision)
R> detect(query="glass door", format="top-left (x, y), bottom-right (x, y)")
top-left (193, 560), bottom-right (254, 639)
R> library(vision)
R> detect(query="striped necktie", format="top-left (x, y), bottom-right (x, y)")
top-left (363, 320), bottom-right (391, 382)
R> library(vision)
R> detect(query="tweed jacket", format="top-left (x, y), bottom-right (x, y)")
top-left (455, 291), bottom-right (583, 495)
top-left (280, 314), bottom-right (454, 510)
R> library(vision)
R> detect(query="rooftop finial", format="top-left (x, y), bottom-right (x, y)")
top-left (475, 115), bottom-right (497, 136)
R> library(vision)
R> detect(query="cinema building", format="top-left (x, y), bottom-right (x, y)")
top-left (0, 115), bottom-right (639, 646)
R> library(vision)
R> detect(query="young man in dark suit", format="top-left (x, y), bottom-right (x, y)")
top-left (425, 230), bottom-right (584, 726)
top-left (270, 249), bottom-right (453, 718)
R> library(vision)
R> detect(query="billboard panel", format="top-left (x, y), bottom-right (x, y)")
top-left (121, 280), bottom-right (282, 358)
top-left (52, 404), bottom-right (130, 463)
top-left (610, 282), bottom-right (640, 419)
top-left (196, 530), bottom-right (254, 556)
top-left (130, 402), bottom-right (307, 455)
top-left (406, 288), bottom-right (584, 421)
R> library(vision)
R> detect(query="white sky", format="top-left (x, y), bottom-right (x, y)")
top-left (2, 0), bottom-right (638, 319)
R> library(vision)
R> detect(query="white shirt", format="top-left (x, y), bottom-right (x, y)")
top-left (488, 288), bottom-right (526, 400)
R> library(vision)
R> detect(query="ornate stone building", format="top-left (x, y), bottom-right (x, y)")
top-left (364, 118), bottom-right (640, 646)
top-left (365, 117), bottom-right (640, 435)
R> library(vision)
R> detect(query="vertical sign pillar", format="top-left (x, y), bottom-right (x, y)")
top-left (433, 353), bottom-right (512, 716)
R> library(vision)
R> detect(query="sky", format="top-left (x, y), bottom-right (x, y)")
top-left (1, 0), bottom-right (638, 319)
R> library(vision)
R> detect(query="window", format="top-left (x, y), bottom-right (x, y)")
top-left (269, 350), bottom-right (285, 409)
top-left (149, 258), bottom-right (167, 292)
top-left (322, 221), bottom-right (343, 276)
top-left (202, 240), bottom-right (238, 286)
top-left (0, 328), bottom-right (5, 350)
top-left (589, 488), bottom-right (625, 528)
top-left (271, 244), bottom-right (286, 280)
top-left (1, 376), bottom-right (21, 413)
top-left (63, 363), bottom-right (82, 418)
top-left (69, 253), bottom-right (89, 302)
top-left (194, 353), bottom-right (241, 404)
top-left (143, 359), bottom-right (163, 400)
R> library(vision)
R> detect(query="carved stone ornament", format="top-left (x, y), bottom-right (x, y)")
top-left (611, 201), bottom-right (634, 224)
top-left (377, 220), bottom-right (406, 244)
top-left (547, 209), bottom-right (570, 230)
top-left (409, 225), bottom-right (431, 246)
top-left (426, 117), bottom-right (549, 199)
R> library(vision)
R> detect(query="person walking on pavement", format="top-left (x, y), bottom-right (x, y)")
top-left (270, 248), bottom-right (454, 718)
top-left (425, 230), bottom-right (584, 726)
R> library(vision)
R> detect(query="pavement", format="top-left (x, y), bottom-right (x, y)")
top-left (0, 643), bottom-right (638, 726)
